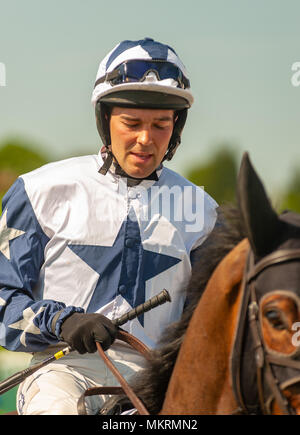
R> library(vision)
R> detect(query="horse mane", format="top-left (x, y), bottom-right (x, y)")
top-left (130, 204), bottom-right (247, 414)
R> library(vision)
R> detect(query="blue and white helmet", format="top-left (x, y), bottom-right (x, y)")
top-left (92, 38), bottom-right (194, 175)
top-left (91, 37), bottom-right (194, 109)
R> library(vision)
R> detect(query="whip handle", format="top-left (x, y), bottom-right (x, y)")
top-left (113, 289), bottom-right (171, 326)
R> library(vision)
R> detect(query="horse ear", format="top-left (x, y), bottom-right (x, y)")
top-left (237, 152), bottom-right (283, 258)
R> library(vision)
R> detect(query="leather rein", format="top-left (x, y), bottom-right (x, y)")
top-left (77, 329), bottom-right (151, 415)
top-left (231, 247), bottom-right (300, 415)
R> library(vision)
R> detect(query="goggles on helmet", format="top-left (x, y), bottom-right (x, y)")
top-left (94, 59), bottom-right (190, 90)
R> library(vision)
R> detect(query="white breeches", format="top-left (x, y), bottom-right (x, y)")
top-left (16, 343), bottom-right (146, 415)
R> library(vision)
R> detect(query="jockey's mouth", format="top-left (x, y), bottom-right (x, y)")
top-left (130, 152), bottom-right (153, 162)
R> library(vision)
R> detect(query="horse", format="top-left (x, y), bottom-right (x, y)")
top-left (127, 152), bottom-right (300, 415)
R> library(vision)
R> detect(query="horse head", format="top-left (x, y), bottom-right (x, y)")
top-left (236, 153), bottom-right (300, 415)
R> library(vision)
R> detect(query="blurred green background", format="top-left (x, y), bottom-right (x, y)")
top-left (1, 136), bottom-right (299, 217)
top-left (1, 0), bottom-right (300, 414)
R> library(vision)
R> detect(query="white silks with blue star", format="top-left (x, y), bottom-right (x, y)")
top-left (0, 152), bottom-right (217, 354)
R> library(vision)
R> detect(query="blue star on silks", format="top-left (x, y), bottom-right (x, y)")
top-left (69, 209), bottom-right (181, 326)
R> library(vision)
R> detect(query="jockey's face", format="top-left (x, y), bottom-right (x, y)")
top-left (109, 106), bottom-right (174, 178)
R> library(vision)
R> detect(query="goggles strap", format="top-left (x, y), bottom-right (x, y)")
top-left (94, 70), bottom-right (120, 88)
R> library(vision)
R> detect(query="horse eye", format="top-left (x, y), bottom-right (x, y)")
top-left (264, 310), bottom-right (287, 330)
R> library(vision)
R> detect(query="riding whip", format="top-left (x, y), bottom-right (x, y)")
top-left (0, 289), bottom-right (171, 395)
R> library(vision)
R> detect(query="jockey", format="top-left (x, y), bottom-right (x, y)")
top-left (0, 37), bottom-right (218, 414)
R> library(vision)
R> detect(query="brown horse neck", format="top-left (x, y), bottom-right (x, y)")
top-left (161, 238), bottom-right (250, 415)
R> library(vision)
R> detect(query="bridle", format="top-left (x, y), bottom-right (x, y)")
top-left (231, 246), bottom-right (300, 415)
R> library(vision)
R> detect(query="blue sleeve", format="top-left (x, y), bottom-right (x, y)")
top-left (0, 178), bottom-right (83, 352)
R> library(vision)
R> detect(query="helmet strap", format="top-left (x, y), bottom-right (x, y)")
top-left (163, 140), bottom-right (180, 161)
top-left (162, 108), bottom-right (187, 162)
top-left (98, 146), bottom-right (159, 185)
top-left (98, 148), bottom-right (114, 175)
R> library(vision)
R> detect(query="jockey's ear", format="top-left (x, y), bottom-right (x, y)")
top-left (237, 152), bottom-right (284, 259)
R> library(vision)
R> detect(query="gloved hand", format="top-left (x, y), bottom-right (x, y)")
top-left (60, 312), bottom-right (118, 354)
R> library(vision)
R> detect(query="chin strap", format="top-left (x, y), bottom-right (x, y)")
top-left (98, 149), bottom-right (114, 175)
top-left (98, 146), bottom-right (159, 186)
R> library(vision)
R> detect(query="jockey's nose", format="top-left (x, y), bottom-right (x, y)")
top-left (137, 128), bottom-right (153, 146)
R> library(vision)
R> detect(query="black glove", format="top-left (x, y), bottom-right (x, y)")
top-left (60, 312), bottom-right (118, 354)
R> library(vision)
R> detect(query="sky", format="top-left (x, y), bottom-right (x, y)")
top-left (0, 0), bottom-right (300, 201)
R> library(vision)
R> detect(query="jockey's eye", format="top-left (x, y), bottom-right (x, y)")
top-left (264, 309), bottom-right (288, 330)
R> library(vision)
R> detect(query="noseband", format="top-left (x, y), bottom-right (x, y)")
top-left (231, 247), bottom-right (300, 415)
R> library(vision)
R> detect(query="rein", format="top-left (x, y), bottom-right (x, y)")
top-left (231, 247), bottom-right (300, 415)
top-left (77, 329), bottom-right (151, 415)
